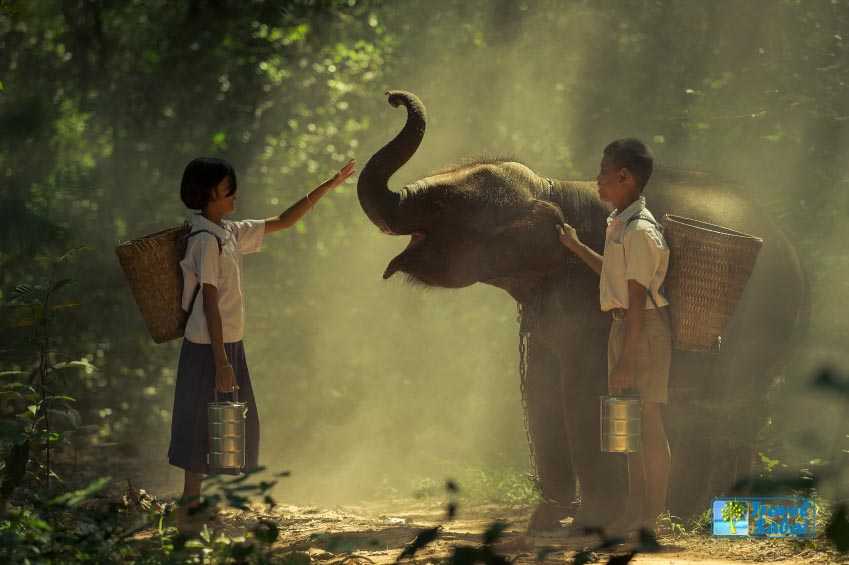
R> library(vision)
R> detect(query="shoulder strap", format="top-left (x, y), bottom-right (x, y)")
top-left (186, 229), bottom-right (222, 255)
top-left (625, 211), bottom-right (663, 231)
top-left (624, 212), bottom-right (667, 309)
top-left (184, 229), bottom-right (223, 317)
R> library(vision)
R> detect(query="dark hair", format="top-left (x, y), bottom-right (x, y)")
top-left (603, 138), bottom-right (654, 191)
top-left (180, 157), bottom-right (238, 210)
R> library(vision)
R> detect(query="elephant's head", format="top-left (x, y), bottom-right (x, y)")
top-left (358, 91), bottom-right (579, 295)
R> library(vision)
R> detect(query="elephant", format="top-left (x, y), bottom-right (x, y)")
top-left (357, 90), bottom-right (809, 531)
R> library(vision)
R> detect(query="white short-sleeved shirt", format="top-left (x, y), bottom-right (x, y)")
top-left (599, 195), bottom-right (670, 312)
top-left (179, 213), bottom-right (266, 344)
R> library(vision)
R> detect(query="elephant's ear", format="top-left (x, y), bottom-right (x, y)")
top-left (490, 199), bottom-right (566, 236)
top-left (483, 199), bottom-right (569, 278)
top-left (530, 198), bottom-right (567, 226)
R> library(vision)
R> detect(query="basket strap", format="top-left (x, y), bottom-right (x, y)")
top-left (186, 229), bottom-right (223, 255)
top-left (183, 229), bottom-right (223, 317)
top-left (625, 212), bottom-right (668, 308)
top-left (625, 211), bottom-right (663, 232)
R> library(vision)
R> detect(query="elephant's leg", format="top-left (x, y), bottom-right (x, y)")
top-left (524, 334), bottom-right (576, 531)
top-left (560, 327), bottom-right (627, 529)
top-left (666, 351), bottom-right (721, 519)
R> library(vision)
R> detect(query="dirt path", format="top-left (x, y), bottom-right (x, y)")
top-left (185, 499), bottom-right (847, 565)
top-left (86, 454), bottom-right (843, 564)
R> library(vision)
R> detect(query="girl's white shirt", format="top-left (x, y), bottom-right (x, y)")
top-left (180, 213), bottom-right (266, 344)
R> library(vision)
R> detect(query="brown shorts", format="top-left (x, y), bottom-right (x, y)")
top-left (607, 307), bottom-right (672, 403)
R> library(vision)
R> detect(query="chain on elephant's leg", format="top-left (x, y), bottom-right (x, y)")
top-left (521, 329), bottom-right (577, 533)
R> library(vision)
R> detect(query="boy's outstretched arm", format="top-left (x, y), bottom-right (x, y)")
top-left (264, 159), bottom-right (356, 234)
top-left (557, 223), bottom-right (603, 275)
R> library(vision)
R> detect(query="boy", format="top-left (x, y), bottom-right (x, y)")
top-left (557, 138), bottom-right (672, 535)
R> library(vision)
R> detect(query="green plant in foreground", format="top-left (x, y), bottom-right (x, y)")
top-left (1, 247), bottom-right (91, 511)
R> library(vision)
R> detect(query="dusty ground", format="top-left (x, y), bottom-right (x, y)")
top-left (138, 498), bottom-right (848, 565)
top-left (60, 448), bottom-right (847, 564)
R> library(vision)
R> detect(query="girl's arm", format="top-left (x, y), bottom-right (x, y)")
top-left (265, 160), bottom-right (356, 235)
top-left (202, 284), bottom-right (236, 392)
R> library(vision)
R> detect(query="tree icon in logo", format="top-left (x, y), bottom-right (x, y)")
top-left (721, 500), bottom-right (747, 534)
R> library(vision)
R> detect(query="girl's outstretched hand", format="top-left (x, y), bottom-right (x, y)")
top-left (330, 159), bottom-right (356, 188)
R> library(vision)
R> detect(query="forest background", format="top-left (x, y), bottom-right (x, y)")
top-left (1, 0), bottom-right (848, 507)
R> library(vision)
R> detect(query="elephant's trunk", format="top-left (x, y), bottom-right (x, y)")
top-left (357, 90), bottom-right (426, 235)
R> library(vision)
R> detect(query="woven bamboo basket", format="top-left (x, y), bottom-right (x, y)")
top-left (115, 223), bottom-right (192, 343)
top-left (661, 214), bottom-right (763, 353)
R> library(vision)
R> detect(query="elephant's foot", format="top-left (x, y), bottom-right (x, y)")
top-left (526, 500), bottom-right (572, 534)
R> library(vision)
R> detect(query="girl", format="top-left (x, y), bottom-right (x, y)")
top-left (171, 156), bottom-right (356, 531)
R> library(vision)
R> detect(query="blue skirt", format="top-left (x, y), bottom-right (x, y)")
top-left (168, 339), bottom-right (260, 475)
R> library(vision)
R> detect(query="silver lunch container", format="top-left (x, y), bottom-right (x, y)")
top-left (600, 395), bottom-right (641, 453)
top-left (208, 391), bottom-right (248, 472)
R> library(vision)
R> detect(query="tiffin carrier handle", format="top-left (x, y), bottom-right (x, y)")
top-left (213, 386), bottom-right (239, 403)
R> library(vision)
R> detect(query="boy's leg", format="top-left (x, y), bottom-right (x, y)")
top-left (641, 401), bottom-right (671, 527)
top-left (607, 452), bottom-right (645, 533)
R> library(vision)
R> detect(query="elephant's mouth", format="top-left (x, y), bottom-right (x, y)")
top-left (382, 231), bottom-right (426, 279)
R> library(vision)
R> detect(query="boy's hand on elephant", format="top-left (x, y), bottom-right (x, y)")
top-left (557, 223), bottom-right (581, 250)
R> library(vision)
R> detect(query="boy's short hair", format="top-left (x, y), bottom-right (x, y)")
top-left (603, 138), bottom-right (654, 192)
top-left (180, 157), bottom-right (238, 210)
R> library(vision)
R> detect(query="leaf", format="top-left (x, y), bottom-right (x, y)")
top-left (482, 520), bottom-right (508, 545)
top-left (50, 477), bottom-right (111, 507)
top-left (51, 359), bottom-right (96, 375)
top-left (253, 519), bottom-right (279, 544)
top-left (225, 492), bottom-right (250, 509)
top-left (0, 371), bottom-right (27, 379)
top-left (56, 245), bottom-right (91, 263)
top-left (397, 526), bottom-right (441, 562)
top-left (12, 284), bottom-right (35, 298)
top-left (448, 546), bottom-right (480, 565)
top-left (45, 395), bottom-right (76, 403)
top-left (572, 550), bottom-right (597, 565)
top-left (49, 278), bottom-right (73, 294)
top-left (49, 301), bottom-right (80, 312)
top-left (810, 367), bottom-right (849, 399)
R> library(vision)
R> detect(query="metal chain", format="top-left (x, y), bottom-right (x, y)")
top-left (517, 301), bottom-right (540, 487)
